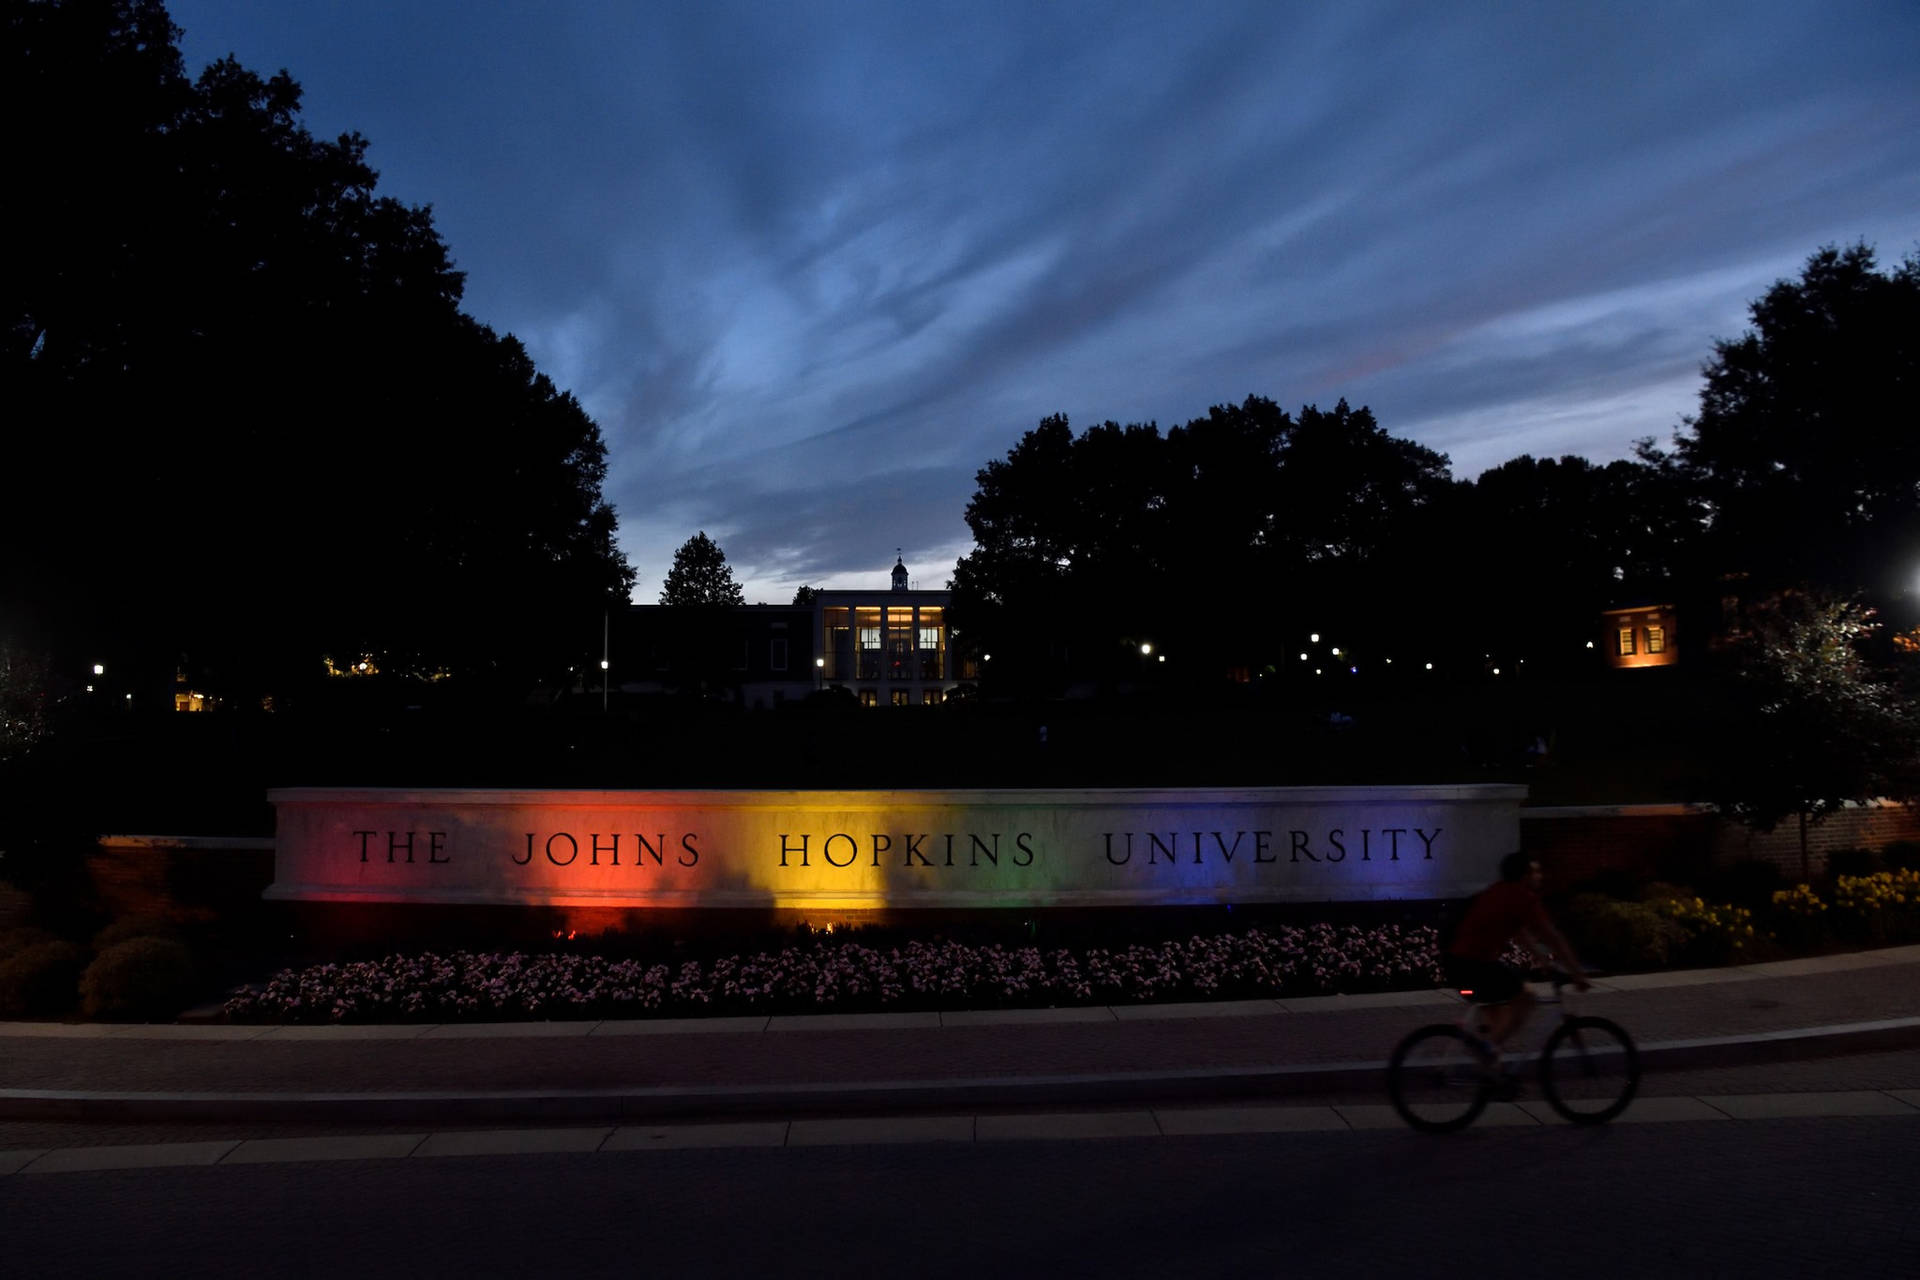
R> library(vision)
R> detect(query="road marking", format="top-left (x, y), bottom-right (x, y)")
top-left (223, 1134), bottom-right (429, 1163)
top-left (413, 1127), bottom-right (614, 1157)
top-left (20, 1140), bottom-right (241, 1173)
top-left (601, 1121), bottom-right (789, 1150)
top-left (1696, 1091), bottom-right (1920, 1119)
top-left (7, 1094), bottom-right (1919, 1174)
top-left (787, 1115), bottom-right (975, 1145)
top-left (975, 1110), bottom-right (1159, 1140)
top-left (1154, 1104), bottom-right (1349, 1134)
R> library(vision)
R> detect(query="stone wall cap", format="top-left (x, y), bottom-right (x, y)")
top-left (268, 784), bottom-right (1532, 807)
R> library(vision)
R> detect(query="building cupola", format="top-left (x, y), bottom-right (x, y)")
top-left (891, 551), bottom-right (909, 592)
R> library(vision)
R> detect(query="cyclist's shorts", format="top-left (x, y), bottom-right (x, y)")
top-left (1443, 957), bottom-right (1523, 1004)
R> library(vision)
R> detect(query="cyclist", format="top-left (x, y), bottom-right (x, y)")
top-left (1444, 851), bottom-right (1589, 1091)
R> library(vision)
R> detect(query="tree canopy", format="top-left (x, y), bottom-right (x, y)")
top-left (950, 397), bottom-right (1453, 691)
top-left (1699, 591), bottom-right (1920, 876)
top-left (1673, 243), bottom-right (1920, 604)
top-left (1, 0), bottom-right (633, 706)
top-left (660, 533), bottom-right (744, 607)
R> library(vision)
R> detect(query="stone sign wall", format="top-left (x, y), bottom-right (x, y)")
top-left (267, 785), bottom-right (1528, 909)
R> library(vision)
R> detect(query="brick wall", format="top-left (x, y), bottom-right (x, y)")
top-left (1520, 805), bottom-right (1716, 890)
top-left (87, 836), bottom-right (276, 925)
top-left (1522, 801), bottom-right (1920, 886)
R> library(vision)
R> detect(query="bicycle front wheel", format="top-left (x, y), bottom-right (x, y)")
top-left (1388, 1025), bottom-right (1492, 1132)
top-left (1539, 1016), bottom-right (1639, 1125)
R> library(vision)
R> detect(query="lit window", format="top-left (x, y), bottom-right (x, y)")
top-left (1617, 628), bottom-right (1636, 656)
top-left (923, 689), bottom-right (943, 706)
top-left (858, 688), bottom-right (878, 707)
top-left (1645, 626), bottom-right (1665, 654)
top-left (891, 689), bottom-right (909, 707)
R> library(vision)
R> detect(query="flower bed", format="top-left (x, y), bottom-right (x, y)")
top-left (224, 923), bottom-right (1487, 1024)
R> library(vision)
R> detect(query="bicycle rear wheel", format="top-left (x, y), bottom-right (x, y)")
top-left (1387, 1025), bottom-right (1492, 1132)
top-left (1538, 1016), bottom-right (1639, 1124)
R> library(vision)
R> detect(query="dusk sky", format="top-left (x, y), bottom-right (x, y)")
top-left (165, 1), bottom-right (1919, 604)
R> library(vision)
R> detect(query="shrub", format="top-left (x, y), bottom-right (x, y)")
top-left (1699, 859), bottom-right (1785, 909)
top-left (0, 939), bottom-right (83, 1017)
top-left (1825, 847), bottom-right (1883, 879)
top-left (1564, 895), bottom-right (1689, 971)
top-left (80, 937), bottom-right (199, 1020)
top-left (1769, 881), bottom-right (1832, 951)
top-left (1567, 868), bottom-right (1643, 902)
top-left (1830, 870), bottom-right (1920, 945)
top-left (1654, 896), bottom-right (1758, 965)
top-left (1881, 841), bottom-right (1920, 873)
top-left (92, 916), bottom-right (185, 953)
top-left (0, 926), bottom-right (59, 963)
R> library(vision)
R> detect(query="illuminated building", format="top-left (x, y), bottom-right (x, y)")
top-left (613, 558), bottom-right (966, 707)
top-left (1600, 604), bottom-right (1678, 670)
top-left (809, 556), bottom-right (962, 707)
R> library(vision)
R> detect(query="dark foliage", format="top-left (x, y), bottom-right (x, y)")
top-left (1673, 242), bottom-right (1920, 606)
top-left (1, 0), bottom-right (633, 710)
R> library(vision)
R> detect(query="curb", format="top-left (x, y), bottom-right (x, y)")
top-left (5, 1016), bottom-right (1918, 1125)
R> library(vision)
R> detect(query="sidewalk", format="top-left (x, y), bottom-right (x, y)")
top-left (4, 946), bottom-right (1919, 1124)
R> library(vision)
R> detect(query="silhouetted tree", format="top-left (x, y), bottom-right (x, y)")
top-left (660, 533), bottom-right (744, 607)
top-left (1, 0), bottom-right (633, 706)
top-left (791, 585), bottom-right (817, 606)
top-left (1444, 452), bottom-right (1694, 673)
top-left (1672, 243), bottom-right (1920, 605)
top-left (951, 397), bottom-right (1449, 691)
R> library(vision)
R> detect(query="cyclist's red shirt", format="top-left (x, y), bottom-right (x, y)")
top-left (1448, 880), bottom-right (1550, 962)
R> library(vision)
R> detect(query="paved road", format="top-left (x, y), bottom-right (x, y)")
top-left (2, 1106), bottom-right (1913, 1278)
top-left (7, 1043), bottom-right (1920, 1152)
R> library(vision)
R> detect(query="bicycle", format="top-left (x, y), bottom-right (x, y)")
top-left (1386, 969), bottom-right (1640, 1132)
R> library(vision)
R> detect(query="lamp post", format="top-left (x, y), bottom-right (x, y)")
top-left (600, 612), bottom-right (609, 713)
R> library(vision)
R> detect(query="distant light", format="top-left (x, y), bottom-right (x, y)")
top-left (599, 659), bottom-right (609, 670)
top-left (984, 653), bottom-right (992, 661)
top-left (1425, 663), bottom-right (1433, 671)
top-left (815, 657), bottom-right (825, 668)
top-left (1385, 657), bottom-right (1393, 664)
top-left (1299, 653), bottom-right (1308, 661)
top-left (125, 693), bottom-right (132, 701)
top-left (1140, 643), bottom-right (1152, 655)
top-left (1331, 647), bottom-right (1342, 656)
top-left (1585, 640), bottom-right (1594, 649)
top-left (86, 684), bottom-right (94, 693)
top-left (1493, 667), bottom-right (1501, 675)
top-left (1315, 668), bottom-right (1322, 676)
top-left (1310, 633), bottom-right (1320, 643)
top-left (1157, 655), bottom-right (1165, 663)
top-left (92, 663), bottom-right (104, 675)
top-left (1350, 666), bottom-right (1358, 674)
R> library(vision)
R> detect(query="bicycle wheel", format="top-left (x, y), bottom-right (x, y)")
top-left (1538, 1016), bottom-right (1639, 1125)
top-left (1387, 1025), bottom-right (1492, 1132)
